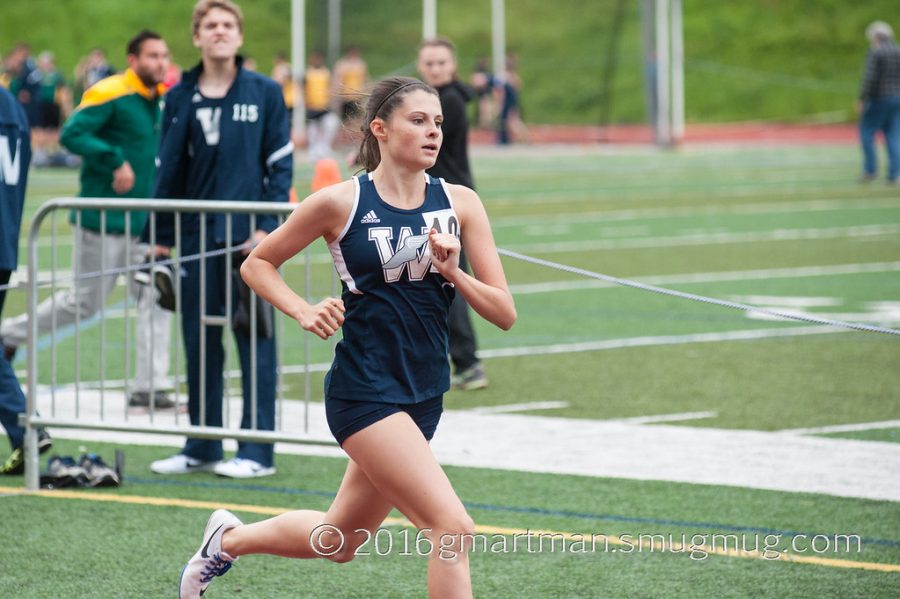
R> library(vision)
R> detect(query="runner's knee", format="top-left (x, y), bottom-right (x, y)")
top-left (324, 528), bottom-right (369, 564)
top-left (429, 510), bottom-right (476, 557)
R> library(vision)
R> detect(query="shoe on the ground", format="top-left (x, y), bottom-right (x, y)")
top-left (40, 455), bottom-right (90, 488)
top-left (452, 362), bottom-right (489, 391)
top-left (0, 428), bottom-right (53, 475)
top-left (179, 509), bottom-right (242, 599)
top-left (153, 263), bottom-right (176, 311)
top-left (37, 428), bottom-right (52, 453)
top-left (213, 457), bottom-right (275, 479)
top-left (859, 173), bottom-right (877, 183)
top-left (0, 447), bottom-right (25, 475)
top-left (150, 454), bottom-right (219, 475)
top-left (128, 390), bottom-right (176, 409)
top-left (79, 453), bottom-right (120, 487)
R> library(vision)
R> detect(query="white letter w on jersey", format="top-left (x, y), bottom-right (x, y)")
top-left (369, 228), bottom-right (431, 282)
top-left (0, 135), bottom-right (21, 185)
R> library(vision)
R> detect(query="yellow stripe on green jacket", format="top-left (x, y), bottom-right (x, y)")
top-left (60, 68), bottom-right (165, 235)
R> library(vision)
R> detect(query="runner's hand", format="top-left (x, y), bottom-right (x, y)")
top-left (428, 228), bottom-right (461, 277)
top-left (297, 297), bottom-right (345, 339)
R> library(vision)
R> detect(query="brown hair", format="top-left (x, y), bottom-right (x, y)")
top-left (356, 76), bottom-right (437, 172)
top-left (418, 36), bottom-right (457, 55)
top-left (126, 30), bottom-right (163, 57)
top-left (192, 0), bottom-right (244, 35)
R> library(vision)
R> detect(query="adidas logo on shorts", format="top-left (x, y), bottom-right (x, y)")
top-left (360, 210), bottom-right (381, 224)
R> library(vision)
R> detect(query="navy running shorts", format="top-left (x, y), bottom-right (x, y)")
top-left (325, 395), bottom-right (444, 445)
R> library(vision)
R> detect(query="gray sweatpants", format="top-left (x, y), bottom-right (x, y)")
top-left (0, 225), bottom-right (172, 392)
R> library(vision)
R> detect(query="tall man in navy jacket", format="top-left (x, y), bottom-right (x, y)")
top-left (150, 0), bottom-right (293, 478)
top-left (0, 85), bottom-right (52, 474)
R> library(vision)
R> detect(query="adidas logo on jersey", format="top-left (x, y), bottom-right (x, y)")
top-left (360, 210), bottom-right (381, 224)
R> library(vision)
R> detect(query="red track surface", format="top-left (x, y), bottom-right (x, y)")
top-left (467, 122), bottom-right (858, 145)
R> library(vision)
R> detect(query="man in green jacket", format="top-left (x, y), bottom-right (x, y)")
top-left (0, 30), bottom-right (174, 408)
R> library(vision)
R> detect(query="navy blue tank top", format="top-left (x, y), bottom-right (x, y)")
top-left (324, 173), bottom-right (460, 403)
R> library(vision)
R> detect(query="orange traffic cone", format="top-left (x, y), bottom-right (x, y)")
top-left (311, 158), bottom-right (342, 192)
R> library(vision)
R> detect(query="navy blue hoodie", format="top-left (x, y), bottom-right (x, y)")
top-left (153, 57), bottom-right (293, 246)
top-left (0, 87), bottom-right (31, 270)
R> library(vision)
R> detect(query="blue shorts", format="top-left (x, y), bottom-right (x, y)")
top-left (325, 395), bottom-right (444, 446)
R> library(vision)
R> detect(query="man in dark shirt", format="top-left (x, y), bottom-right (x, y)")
top-left (418, 37), bottom-right (487, 390)
top-left (858, 21), bottom-right (900, 184)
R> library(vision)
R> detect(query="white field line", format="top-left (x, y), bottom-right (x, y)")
top-left (508, 261), bottom-right (900, 295)
top-left (462, 401), bottom-right (571, 415)
top-left (489, 181), bottom-right (875, 205)
top-left (17, 246), bottom-right (899, 292)
top-left (33, 360), bottom-right (335, 392)
top-left (744, 306), bottom-right (900, 324)
top-left (13, 261), bottom-right (894, 354)
top-left (23, 198), bottom-right (898, 251)
top-left (503, 224), bottom-right (900, 254)
top-left (34, 390), bottom-right (900, 502)
top-left (477, 326), bottom-right (842, 359)
top-left (7, 254), bottom-right (334, 286)
top-left (12, 221), bottom-right (898, 287)
top-left (492, 197), bottom-right (900, 228)
top-left (22, 326), bottom-right (843, 389)
top-left (778, 420), bottom-right (900, 435)
top-left (604, 411), bottom-right (718, 424)
top-left (727, 295), bottom-right (841, 308)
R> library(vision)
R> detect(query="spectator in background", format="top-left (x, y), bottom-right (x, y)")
top-left (331, 45), bottom-right (368, 124)
top-left (0, 30), bottom-right (175, 410)
top-left (0, 53), bottom-right (7, 89)
top-left (418, 37), bottom-right (488, 391)
top-left (33, 51), bottom-right (71, 166)
top-left (470, 56), bottom-right (495, 130)
top-left (270, 52), bottom-right (294, 120)
top-left (0, 84), bottom-right (53, 475)
top-left (163, 56), bottom-right (183, 90)
top-left (496, 52), bottom-right (528, 145)
top-left (5, 44), bottom-right (40, 135)
top-left (858, 21), bottom-right (900, 185)
top-left (150, 0), bottom-right (293, 479)
top-left (73, 48), bottom-right (115, 104)
top-left (304, 50), bottom-right (338, 160)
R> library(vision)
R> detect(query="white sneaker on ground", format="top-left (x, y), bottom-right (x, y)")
top-left (213, 457), bottom-right (275, 479)
top-left (179, 509), bottom-right (242, 599)
top-left (452, 362), bottom-right (489, 391)
top-left (149, 454), bottom-right (218, 475)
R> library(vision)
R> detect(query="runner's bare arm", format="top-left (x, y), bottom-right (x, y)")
top-left (241, 181), bottom-right (355, 339)
top-left (429, 185), bottom-right (516, 330)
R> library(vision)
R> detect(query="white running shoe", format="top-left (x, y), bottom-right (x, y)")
top-left (213, 457), bottom-right (276, 479)
top-left (150, 454), bottom-right (218, 475)
top-left (179, 509), bottom-right (242, 599)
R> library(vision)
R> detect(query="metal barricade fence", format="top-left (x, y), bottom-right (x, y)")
top-left (20, 198), bottom-right (337, 491)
